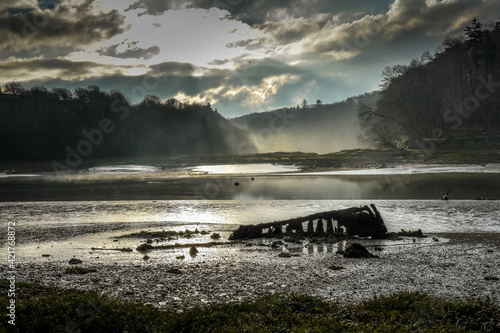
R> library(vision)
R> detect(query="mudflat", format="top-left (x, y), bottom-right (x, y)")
top-left (4, 232), bottom-right (499, 312)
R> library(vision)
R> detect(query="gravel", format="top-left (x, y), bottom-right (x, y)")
top-left (5, 233), bottom-right (500, 312)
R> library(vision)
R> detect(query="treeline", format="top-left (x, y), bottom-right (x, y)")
top-left (0, 84), bottom-right (253, 161)
top-left (359, 18), bottom-right (500, 149)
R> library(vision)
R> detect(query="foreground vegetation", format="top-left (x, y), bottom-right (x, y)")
top-left (1, 280), bottom-right (499, 332)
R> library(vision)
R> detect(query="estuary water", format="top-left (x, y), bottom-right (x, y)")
top-left (1, 163), bottom-right (499, 251)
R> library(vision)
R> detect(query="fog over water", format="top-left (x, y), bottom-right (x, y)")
top-left (1, 163), bottom-right (499, 236)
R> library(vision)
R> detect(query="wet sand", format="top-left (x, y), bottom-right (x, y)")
top-left (5, 232), bottom-right (500, 311)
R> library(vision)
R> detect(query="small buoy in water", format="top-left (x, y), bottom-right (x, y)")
top-left (234, 181), bottom-right (239, 186)
top-left (251, 177), bottom-right (254, 181)
top-left (442, 190), bottom-right (449, 201)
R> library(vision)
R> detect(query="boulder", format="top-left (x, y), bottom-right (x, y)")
top-left (343, 243), bottom-right (379, 258)
top-left (68, 258), bottom-right (83, 264)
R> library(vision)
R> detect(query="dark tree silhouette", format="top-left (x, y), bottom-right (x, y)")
top-left (0, 84), bottom-right (255, 161)
top-left (358, 18), bottom-right (500, 149)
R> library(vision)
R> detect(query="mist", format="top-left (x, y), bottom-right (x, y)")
top-left (231, 94), bottom-right (378, 154)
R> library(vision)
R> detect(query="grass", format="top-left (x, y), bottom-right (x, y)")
top-left (1, 280), bottom-right (499, 332)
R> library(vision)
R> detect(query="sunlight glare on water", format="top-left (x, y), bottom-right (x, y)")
top-left (190, 163), bottom-right (301, 174)
top-left (1, 199), bottom-right (499, 233)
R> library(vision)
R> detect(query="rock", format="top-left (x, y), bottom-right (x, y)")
top-left (278, 252), bottom-right (291, 258)
top-left (120, 248), bottom-right (133, 252)
top-left (176, 255), bottom-right (185, 259)
top-left (210, 233), bottom-right (221, 240)
top-left (329, 265), bottom-right (344, 270)
top-left (68, 258), bottom-right (83, 265)
top-left (343, 243), bottom-right (379, 258)
top-left (396, 229), bottom-right (425, 237)
top-left (190, 246), bottom-right (198, 256)
top-left (271, 240), bottom-right (286, 248)
top-left (484, 276), bottom-right (499, 281)
top-left (137, 243), bottom-right (154, 252)
top-left (432, 237), bottom-right (439, 242)
top-left (64, 266), bottom-right (97, 274)
top-left (167, 268), bottom-right (182, 274)
top-left (42, 254), bottom-right (51, 257)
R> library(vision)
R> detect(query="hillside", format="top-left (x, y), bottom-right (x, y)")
top-left (359, 18), bottom-right (500, 149)
top-left (231, 93), bottom-right (378, 154)
top-left (0, 85), bottom-right (254, 161)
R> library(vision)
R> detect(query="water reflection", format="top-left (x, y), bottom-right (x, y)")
top-left (302, 241), bottom-right (346, 256)
top-left (1, 199), bottom-right (499, 233)
top-left (235, 174), bottom-right (500, 200)
top-left (1, 172), bottom-right (498, 201)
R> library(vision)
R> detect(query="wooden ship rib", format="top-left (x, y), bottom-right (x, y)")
top-left (229, 204), bottom-right (387, 240)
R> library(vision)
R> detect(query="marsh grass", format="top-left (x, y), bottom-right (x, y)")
top-left (1, 280), bottom-right (499, 332)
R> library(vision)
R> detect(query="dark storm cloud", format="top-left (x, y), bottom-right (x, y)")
top-left (18, 56), bottom-right (307, 108)
top-left (0, 1), bottom-right (127, 58)
top-left (125, 0), bottom-right (388, 25)
top-left (228, 0), bottom-right (500, 62)
top-left (37, 0), bottom-right (59, 10)
top-left (0, 58), bottom-right (112, 78)
top-left (152, 61), bottom-right (198, 76)
top-left (125, 0), bottom-right (183, 16)
top-left (97, 41), bottom-right (160, 60)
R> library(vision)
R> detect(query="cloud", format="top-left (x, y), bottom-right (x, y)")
top-left (97, 40), bottom-right (160, 60)
top-left (0, 0), bottom-right (37, 12)
top-left (123, 0), bottom-right (386, 25)
top-left (207, 58), bottom-right (231, 66)
top-left (227, 0), bottom-right (500, 61)
top-left (0, 0), bottom-right (127, 59)
top-left (152, 61), bottom-right (197, 76)
top-left (0, 57), bottom-right (142, 83)
top-left (1, 0), bottom-right (499, 119)
top-left (125, 0), bottom-right (184, 16)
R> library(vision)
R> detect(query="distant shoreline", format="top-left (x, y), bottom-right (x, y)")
top-left (1, 148), bottom-right (500, 174)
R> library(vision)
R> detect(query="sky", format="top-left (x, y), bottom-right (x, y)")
top-left (0, 0), bottom-right (499, 117)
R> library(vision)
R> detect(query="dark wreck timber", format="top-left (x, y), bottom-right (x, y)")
top-left (229, 204), bottom-right (388, 240)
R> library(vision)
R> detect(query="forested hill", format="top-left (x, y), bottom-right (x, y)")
top-left (0, 84), bottom-right (253, 161)
top-left (231, 93), bottom-right (378, 154)
top-left (359, 18), bottom-right (500, 149)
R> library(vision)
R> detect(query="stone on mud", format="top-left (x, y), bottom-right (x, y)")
top-left (343, 243), bottom-right (379, 258)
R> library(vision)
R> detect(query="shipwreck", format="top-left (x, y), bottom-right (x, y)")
top-left (229, 204), bottom-right (387, 240)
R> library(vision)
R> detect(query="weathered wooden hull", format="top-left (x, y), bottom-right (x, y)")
top-left (229, 204), bottom-right (387, 240)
